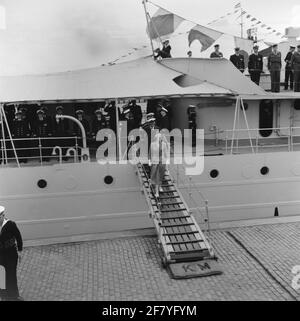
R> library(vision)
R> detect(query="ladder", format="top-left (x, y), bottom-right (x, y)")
top-left (136, 163), bottom-right (217, 267)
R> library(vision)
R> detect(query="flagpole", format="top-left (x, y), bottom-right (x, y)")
top-left (240, 3), bottom-right (244, 38)
top-left (142, 0), bottom-right (155, 59)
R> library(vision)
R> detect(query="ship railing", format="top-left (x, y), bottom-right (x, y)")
top-left (223, 126), bottom-right (300, 154)
top-left (0, 136), bottom-right (83, 166)
top-left (169, 163), bottom-right (214, 250)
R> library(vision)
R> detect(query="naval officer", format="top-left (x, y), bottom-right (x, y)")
top-left (291, 45), bottom-right (300, 92)
top-left (268, 44), bottom-right (282, 92)
top-left (0, 206), bottom-right (23, 301)
top-left (210, 44), bottom-right (223, 58)
top-left (248, 45), bottom-right (263, 85)
top-left (284, 46), bottom-right (295, 90)
top-left (230, 47), bottom-right (245, 73)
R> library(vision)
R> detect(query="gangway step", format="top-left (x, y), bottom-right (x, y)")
top-left (163, 231), bottom-right (200, 236)
top-left (170, 251), bottom-right (210, 262)
top-left (161, 205), bottom-right (186, 213)
top-left (160, 222), bottom-right (194, 228)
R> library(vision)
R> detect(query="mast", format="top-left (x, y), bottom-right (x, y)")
top-left (240, 2), bottom-right (244, 38)
top-left (142, 0), bottom-right (155, 59)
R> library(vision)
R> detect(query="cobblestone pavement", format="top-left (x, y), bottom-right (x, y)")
top-left (14, 222), bottom-right (300, 301)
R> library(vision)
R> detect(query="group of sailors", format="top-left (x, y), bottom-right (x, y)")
top-left (210, 43), bottom-right (300, 93)
top-left (0, 100), bottom-right (170, 163)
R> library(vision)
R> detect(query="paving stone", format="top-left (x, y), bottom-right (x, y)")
top-left (9, 223), bottom-right (300, 301)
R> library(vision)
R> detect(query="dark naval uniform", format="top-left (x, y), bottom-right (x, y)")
top-left (0, 220), bottom-right (23, 300)
top-left (210, 51), bottom-right (223, 58)
top-left (91, 112), bottom-right (108, 158)
top-left (230, 54), bottom-right (245, 73)
top-left (130, 103), bottom-right (143, 129)
top-left (157, 113), bottom-right (170, 131)
top-left (248, 53), bottom-right (263, 85)
top-left (268, 51), bottom-right (282, 92)
top-left (284, 51), bottom-right (294, 90)
top-left (12, 118), bottom-right (31, 163)
top-left (33, 117), bottom-right (53, 161)
top-left (291, 51), bottom-right (300, 92)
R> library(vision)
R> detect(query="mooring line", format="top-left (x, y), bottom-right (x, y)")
top-left (227, 231), bottom-right (298, 301)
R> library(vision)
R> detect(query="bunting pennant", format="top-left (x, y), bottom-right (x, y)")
top-left (234, 2), bottom-right (241, 9)
top-left (147, 8), bottom-right (184, 40)
top-left (188, 24), bottom-right (223, 51)
top-left (251, 18), bottom-right (257, 22)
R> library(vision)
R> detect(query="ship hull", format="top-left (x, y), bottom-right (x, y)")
top-left (1, 151), bottom-right (300, 241)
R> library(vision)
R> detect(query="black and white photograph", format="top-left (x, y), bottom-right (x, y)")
top-left (0, 0), bottom-right (300, 309)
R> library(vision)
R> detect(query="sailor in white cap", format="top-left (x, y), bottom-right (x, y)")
top-left (157, 107), bottom-right (170, 130)
top-left (0, 206), bottom-right (24, 301)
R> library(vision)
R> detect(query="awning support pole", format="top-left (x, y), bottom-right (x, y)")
top-left (240, 97), bottom-right (254, 153)
top-left (0, 103), bottom-right (20, 167)
top-left (115, 99), bottom-right (121, 161)
top-left (230, 97), bottom-right (239, 154)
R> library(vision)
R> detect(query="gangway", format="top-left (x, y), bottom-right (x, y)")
top-left (136, 163), bottom-right (222, 279)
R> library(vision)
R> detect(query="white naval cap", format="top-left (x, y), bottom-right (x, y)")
top-left (0, 205), bottom-right (5, 214)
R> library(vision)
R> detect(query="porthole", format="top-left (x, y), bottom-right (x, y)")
top-left (104, 175), bottom-right (114, 185)
top-left (210, 169), bottom-right (219, 179)
top-left (260, 166), bottom-right (269, 176)
top-left (37, 179), bottom-right (47, 189)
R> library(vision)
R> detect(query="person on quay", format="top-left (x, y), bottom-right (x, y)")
top-left (0, 206), bottom-right (23, 301)
top-left (248, 45), bottom-right (263, 85)
top-left (12, 110), bottom-right (31, 163)
top-left (210, 44), bottom-right (223, 58)
top-left (32, 109), bottom-right (53, 162)
top-left (291, 45), bottom-right (300, 92)
top-left (230, 47), bottom-right (245, 73)
top-left (268, 44), bottom-right (282, 92)
top-left (149, 133), bottom-right (170, 198)
top-left (284, 46), bottom-right (295, 90)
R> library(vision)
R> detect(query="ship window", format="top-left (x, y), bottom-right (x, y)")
top-left (260, 166), bottom-right (269, 176)
top-left (210, 169), bottom-right (219, 179)
top-left (104, 175), bottom-right (114, 185)
top-left (259, 100), bottom-right (273, 137)
top-left (37, 179), bottom-right (47, 189)
top-left (294, 99), bottom-right (300, 110)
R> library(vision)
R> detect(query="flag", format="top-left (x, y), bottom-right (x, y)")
top-left (261, 24), bottom-right (266, 28)
top-left (234, 2), bottom-right (241, 9)
top-left (267, 27), bottom-right (272, 30)
top-left (276, 32), bottom-right (281, 36)
top-left (246, 14), bottom-right (251, 18)
top-left (251, 18), bottom-right (256, 22)
top-left (188, 24), bottom-right (223, 51)
top-left (147, 8), bottom-right (184, 40)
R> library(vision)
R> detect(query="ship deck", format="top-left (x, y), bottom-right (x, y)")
top-left (13, 219), bottom-right (300, 301)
